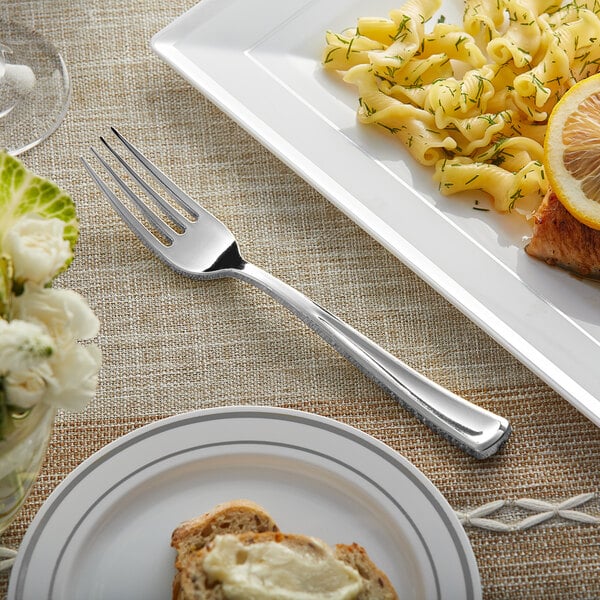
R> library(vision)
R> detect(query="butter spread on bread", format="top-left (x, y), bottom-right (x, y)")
top-left (171, 500), bottom-right (399, 600)
top-left (171, 500), bottom-right (279, 600)
top-left (202, 532), bottom-right (363, 599)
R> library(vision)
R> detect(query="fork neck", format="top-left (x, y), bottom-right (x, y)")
top-left (206, 242), bottom-right (245, 272)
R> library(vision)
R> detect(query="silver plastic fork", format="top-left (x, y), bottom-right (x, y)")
top-left (82, 128), bottom-right (511, 459)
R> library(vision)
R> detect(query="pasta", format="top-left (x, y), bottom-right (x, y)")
top-left (322, 0), bottom-right (600, 215)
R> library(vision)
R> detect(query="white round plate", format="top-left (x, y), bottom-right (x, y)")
top-left (8, 406), bottom-right (481, 599)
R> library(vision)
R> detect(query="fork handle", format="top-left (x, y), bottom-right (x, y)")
top-left (233, 262), bottom-right (510, 459)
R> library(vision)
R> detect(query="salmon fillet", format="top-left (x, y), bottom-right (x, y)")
top-left (525, 189), bottom-right (600, 279)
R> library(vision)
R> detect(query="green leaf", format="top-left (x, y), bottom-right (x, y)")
top-left (0, 255), bottom-right (12, 320)
top-left (0, 151), bottom-right (79, 255)
top-left (0, 380), bottom-right (14, 440)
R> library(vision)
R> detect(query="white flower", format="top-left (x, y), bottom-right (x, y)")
top-left (5, 286), bottom-right (102, 413)
top-left (4, 363), bottom-right (52, 409)
top-left (2, 214), bottom-right (72, 285)
top-left (13, 285), bottom-right (100, 341)
top-left (44, 341), bottom-right (102, 412)
top-left (0, 318), bottom-right (54, 374)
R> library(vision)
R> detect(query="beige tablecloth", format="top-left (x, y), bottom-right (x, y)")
top-left (1, 0), bottom-right (600, 598)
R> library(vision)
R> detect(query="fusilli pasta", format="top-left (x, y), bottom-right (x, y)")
top-left (323, 0), bottom-right (600, 214)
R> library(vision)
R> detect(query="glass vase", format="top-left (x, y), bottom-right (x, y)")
top-left (0, 403), bottom-right (55, 534)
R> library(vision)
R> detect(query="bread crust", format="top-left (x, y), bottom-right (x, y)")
top-left (171, 499), bottom-right (279, 562)
top-left (335, 542), bottom-right (399, 600)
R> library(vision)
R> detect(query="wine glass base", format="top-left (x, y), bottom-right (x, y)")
top-left (0, 19), bottom-right (71, 155)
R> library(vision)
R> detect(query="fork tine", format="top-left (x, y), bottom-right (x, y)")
top-left (81, 154), bottom-right (173, 252)
top-left (87, 146), bottom-right (175, 243)
top-left (111, 127), bottom-right (201, 218)
top-left (100, 136), bottom-right (188, 231)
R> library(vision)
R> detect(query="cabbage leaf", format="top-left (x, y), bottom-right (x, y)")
top-left (0, 151), bottom-right (78, 251)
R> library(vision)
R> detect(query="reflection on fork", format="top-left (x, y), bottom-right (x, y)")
top-left (82, 128), bottom-right (511, 459)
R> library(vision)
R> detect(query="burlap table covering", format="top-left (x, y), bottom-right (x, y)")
top-left (1, 0), bottom-right (599, 598)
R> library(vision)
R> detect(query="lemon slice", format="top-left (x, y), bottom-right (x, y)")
top-left (544, 73), bottom-right (600, 230)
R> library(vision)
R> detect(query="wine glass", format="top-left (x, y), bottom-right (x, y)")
top-left (0, 18), bottom-right (70, 155)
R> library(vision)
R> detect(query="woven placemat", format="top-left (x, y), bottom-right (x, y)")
top-left (1, 1), bottom-right (599, 598)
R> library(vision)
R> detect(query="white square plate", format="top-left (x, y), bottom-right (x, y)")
top-left (151, 0), bottom-right (600, 425)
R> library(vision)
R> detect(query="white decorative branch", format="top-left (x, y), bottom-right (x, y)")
top-left (456, 492), bottom-right (600, 531)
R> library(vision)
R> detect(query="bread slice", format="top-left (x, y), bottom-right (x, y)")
top-left (171, 500), bottom-right (279, 599)
top-left (335, 541), bottom-right (399, 599)
top-left (177, 530), bottom-right (399, 600)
